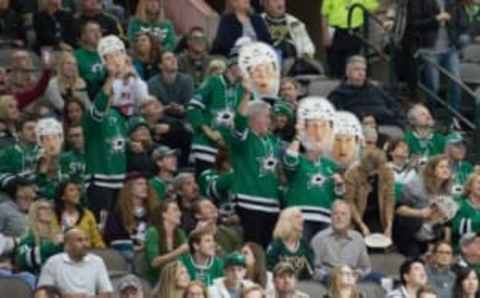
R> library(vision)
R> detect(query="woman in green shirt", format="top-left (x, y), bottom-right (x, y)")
top-left (145, 198), bottom-right (189, 285)
top-left (266, 207), bottom-right (314, 280)
top-left (127, 0), bottom-right (177, 51)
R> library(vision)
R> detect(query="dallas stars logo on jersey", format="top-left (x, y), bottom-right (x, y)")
top-left (111, 137), bottom-right (126, 153)
top-left (308, 173), bottom-right (327, 189)
top-left (258, 155), bottom-right (278, 177)
top-left (214, 109), bottom-right (235, 128)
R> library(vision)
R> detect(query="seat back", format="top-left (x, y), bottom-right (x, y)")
top-left (133, 251), bottom-right (149, 279)
top-left (307, 79), bottom-right (340, 98)
top-left (0, 277), bottom-right (33, 298)
top-left (90, 248), bottom-right (129, 275)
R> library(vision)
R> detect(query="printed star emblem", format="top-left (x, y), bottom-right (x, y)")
top-left (308, 173), bottom-right (326, 189)
top-left (215, 109), bottom-right (234, 128)
top-left (258, 155), bottom-right (278, 176)
top-left (451, 184), bottom-right (464, 196)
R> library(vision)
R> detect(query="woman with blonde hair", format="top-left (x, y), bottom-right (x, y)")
top-left (324, 265), bottom-right (364, 298)
top-left (153, 260), bottom-right (190, 298)
top-left (104, 173), bottom-right (158, 259)
top-left (395, 154), bottom-right (454, 257)
top-left (127, 0), bottom-right (176, 51)
top-left (15, 199), bottom-right (64, 273)
top-left (452, 170), bottom-right (480, 249)
top-left (44, 51), bottom-right (90, 113)
top-left (266, 207), bottom-right (314, 280)
top-left (184, 281), bottom-right (209, 298)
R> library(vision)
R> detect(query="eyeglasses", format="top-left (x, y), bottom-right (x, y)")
top-left (436, 250), bottom-right (453, 255)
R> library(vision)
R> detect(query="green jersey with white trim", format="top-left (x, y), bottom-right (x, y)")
top-left (187, 75), bottom-right (244, 163)
top-left (404, 130), bottom-right (446, 159)
top-left (179, 254), bottom-right (224, 286)
top-left (60, 150), bottom-right (86, 183)
top-left (82, 91), bottom-right (127, 189)
top-left (283, 151), bottom-right (340, 223)
top-left (0, 143), bottom-right (41, 189)
top-left (452, 197), bottom-right (480, 248)
top-left (228, 114), bottom-right (281, 213)
top-left (451, 161), bottom-right (474, 196)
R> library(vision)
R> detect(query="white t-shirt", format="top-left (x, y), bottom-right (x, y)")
top-left (38, 253), bottom-right (113, 296)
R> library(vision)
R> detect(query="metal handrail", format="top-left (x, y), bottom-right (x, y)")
top-left (346, 3), bottom-right (477, 130)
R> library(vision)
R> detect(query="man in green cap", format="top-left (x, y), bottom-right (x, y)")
top-left (208, 251), bottom-right (254, 298)
top-left (445, 132), bottom-right (474, 197)
top-left (149, 145), bottom-right (178, 201)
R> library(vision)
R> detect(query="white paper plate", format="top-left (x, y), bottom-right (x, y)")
top-left (365, 233), bottom-right (392, 248)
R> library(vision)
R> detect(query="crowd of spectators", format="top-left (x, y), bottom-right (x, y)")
top-left (1, 0), bottom-right (480, 297)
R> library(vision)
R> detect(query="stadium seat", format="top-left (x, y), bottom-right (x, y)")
top-left (463, 44), bottom-right (480, 63)
top-left (308, 79), bottom-right (340, 97)
top-left (297, 281), bottom-right (328, 296)
top-left (370, 252), bottom-right (406, 277)
top-left (133, 251), bottom-right (149, 279)
top-left (460, 62), bottom-right (480, 87)
top-left (90, 248), bottom-right (129, 276)
top-left (0, 277), bottom-right (33, 298)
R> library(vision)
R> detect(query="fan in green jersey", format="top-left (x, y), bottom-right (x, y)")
top-left (444, 132), bottom-right (474, 197)
top-left (180, 227), bottom-right (224, 286)
top-left (283, 98), bottom-right (344, 241)
top-left (452, 172), bottom-right (480, 249)
top-left (404, 104), bottom-right (446, 165)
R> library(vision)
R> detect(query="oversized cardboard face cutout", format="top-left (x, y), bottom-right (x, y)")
top-left (239, 42), bottom-right (280, 100)
top-left (332, 111), bottom-right (363, 168)
top-left (297, 97), bottom-right (335, 153)
top-left (36, 118), bottom-right (64, 157)
top-left (98, 35), bottom-right (128, 75)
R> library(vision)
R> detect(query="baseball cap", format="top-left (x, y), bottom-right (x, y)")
top-left (151, 145), bottom-right (178, 161)
top-left (224, 251), bottom-right (246, 269)
top-left (117, 274), bottom-right (142, 292)
top-left (446, 132), bottom-right (465, 145)
top-left (273, 262), bottom-right (296, 277)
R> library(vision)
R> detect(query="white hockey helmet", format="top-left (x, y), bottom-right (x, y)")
top-left (333, 111), bottom-right (364, 141)
top-left (238, 41), bottom-right (279, 75)
top-left (97, 35), bottom-right (126, 64)
top-left (297, 97), bottom-right (335, 122)
top-left (35, 117), bottom-right (63, 144)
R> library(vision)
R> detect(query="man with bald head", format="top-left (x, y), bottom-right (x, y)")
top-left (38, 228), bottom-right (113, 297)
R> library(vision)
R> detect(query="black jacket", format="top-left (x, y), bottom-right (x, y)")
top-left (328, 81), bottom-right (406, 128)
top-left (211, 13), bottom-right (272, 56)
top-left (33, 10), bottom-right (75, 51)
top-left (406, 0), bottom-right (469, 50)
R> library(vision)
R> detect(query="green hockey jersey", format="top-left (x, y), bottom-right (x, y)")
top-left (149, 176), bottom-right (170, 201)
top-left (60, 150), bottom-right (86, 183)
top-left (187, 75), bottom-right (244, 163)
top-left (404, 130), bottom-right (446, 159)
top-left (127, 18), bottom-right (177, 51)
top-left (15, 230), bottom-right (63, 274)
top-left (82, 91), bottom-right (127, 189)
top-left (74, 47), bottom-right (106, 99)
top-left (266, 239), bottom-right (314, 280)
top-left (0, 143), bottom-right (41, 189)
top-left (452, 198), bottom-right (480, 248)
top-left (228, 114), bottom-right (281, 213)
top-left (179, 254), bottom-right (224, 286)
top-left (283, 151), bottom-right (340, 223)
top-left (451, 161), bottom-right (474, 196)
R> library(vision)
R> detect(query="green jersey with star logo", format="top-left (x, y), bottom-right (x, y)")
top-left (266, 238), bottom-right (314, 280)
top-left (404, 130), bottom-right (446, 159)
top-left (283, 151), bottom-right (340, 223)
top-left (0, 143), bottom-right (41, 189)
top-left (83, 91), bottom-right (127, 189)
top-left (187, 75), bottom-right (245, 163)
top-left (452, 197), bottom-right (480, 249)
top-left (60, 150), bottom-right (86, 183)
top-left (228, 114), bottom-right (281, 213)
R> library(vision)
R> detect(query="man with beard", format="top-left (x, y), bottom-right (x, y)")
top-left (38, 228), bottom-right (113, 297)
